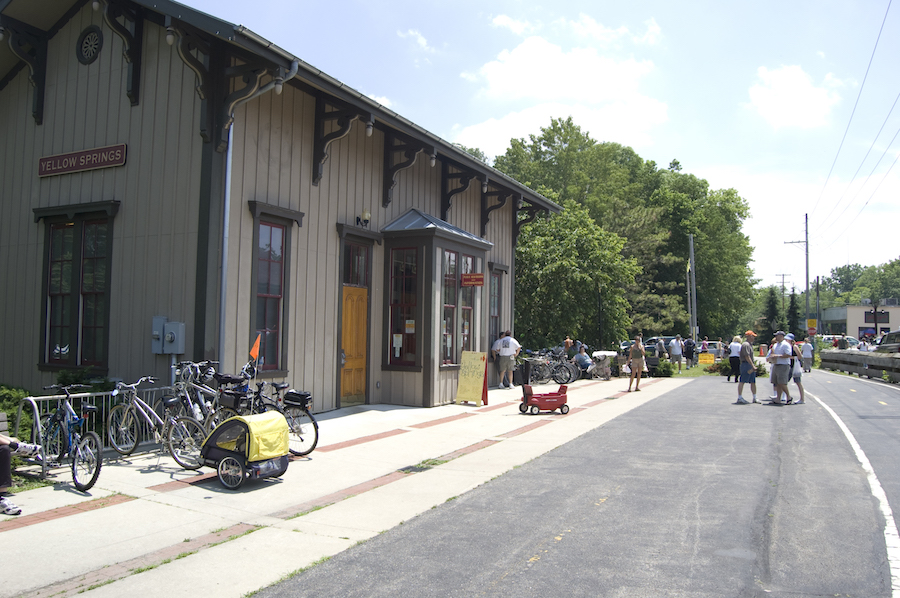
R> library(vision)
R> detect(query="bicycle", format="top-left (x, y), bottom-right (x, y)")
top-left (40, 384), bottom-right (103, 492)
top-left (213, 364), bottom-right (318, 457)
top-left (106, 376), bottom-right (207, 470)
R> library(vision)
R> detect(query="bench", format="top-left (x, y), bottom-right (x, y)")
top-left (646, 356), bottom-right (660, 376)
top-left (0, 411), bottom-right (7, 437)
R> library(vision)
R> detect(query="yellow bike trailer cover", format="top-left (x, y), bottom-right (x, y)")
top-left (205, 411), bottom-right (289, 463)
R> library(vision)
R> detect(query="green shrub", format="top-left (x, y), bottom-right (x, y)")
top-left (654, 359), bottom-right (674, 377)
top-left (1, 384), bottom-right (33, 440)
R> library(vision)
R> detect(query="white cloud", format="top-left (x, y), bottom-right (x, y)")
top-left (491, 14), bottom-right (537, 36)
top-left (475, 36), bottom-right (654, 102)
top-left (397, 29), bottom-right (435, 53)
top-left (452, 98), bottom-right (668, 159)
top-left (366, 94), bottom-right (393, 108)
top-left (747, 65), bottom-right (843, 129)
top-left (634, 18), bottom-right (662, 45)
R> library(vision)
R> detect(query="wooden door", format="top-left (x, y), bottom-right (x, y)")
top-left (341, 285), bottom-right (368, 405)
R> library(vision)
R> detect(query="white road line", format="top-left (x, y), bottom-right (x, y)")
top-left (811, 391), bottom-right (900, 594)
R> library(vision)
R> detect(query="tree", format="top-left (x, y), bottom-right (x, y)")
top-left (824, 264), bottom-right (864, 294)
top-left (514, 200), bottom-right (638, 350)
top-left (787, 288), bottom-right (803, 339)
top-left (760, 286), bottom-right (782, 343)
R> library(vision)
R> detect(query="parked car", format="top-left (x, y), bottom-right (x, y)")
top-left (822, 334), bottom-right (859, 348)
top-left (644, 336), bottom-right (677, 358)
top-left (875, 330), bottom-right (900, 353)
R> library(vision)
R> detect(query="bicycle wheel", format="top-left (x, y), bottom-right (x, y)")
top-left (167, 416), bottom-right (207, 470)
top-left (107, 404), bottom-right (140, 455)
top-left (41, 413), bottom-right (68, 462)
top-left (284, 406), bottom-right (318, 456)
top-left (551, 364), bottom-right (570, 384)
top-left (565, 362), bottom-right (580, 384)
top-left (208, 406), bottom-right (240, 431)
top-left (71, 431), bottom-right (102, 492)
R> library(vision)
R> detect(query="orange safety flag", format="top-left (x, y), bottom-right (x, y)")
top-left (249, 333), bottom-right (261, 361)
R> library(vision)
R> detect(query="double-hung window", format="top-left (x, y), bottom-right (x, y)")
top-left (36, 202), bottom-right (117, 371)
top-left (248, 202), bottom-right (302, 374)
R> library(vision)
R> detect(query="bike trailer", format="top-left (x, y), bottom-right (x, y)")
top-left (200, 411), bottom-right (290, 489)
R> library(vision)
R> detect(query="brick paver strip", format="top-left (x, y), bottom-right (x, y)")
top-left (18, 523), bottom-right (258, 598)
top-left (0, 493), bottom-right (134, 533)
top-left (316, 428), bottom-right (409, 453)
top-left (409, 412), bottom-right (477, 429)
top-left (270, 470), bottom-right (409, 519)
top-left (147, 471), bottom-right (219, 493)
top-left (476, 401), bottom-right (517, 412)
top-left (498, 420), bottom-right (554, 438)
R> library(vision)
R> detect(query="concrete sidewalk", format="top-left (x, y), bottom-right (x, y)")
top-left (2, 375), bottom-right (689, 598)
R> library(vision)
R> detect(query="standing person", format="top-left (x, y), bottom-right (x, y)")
top-left (655, 337), bottom-right (666, 360)
top-left (786, 333), bottom-right (805, 404)
top-left (627, 335), bottom-right (645, 392)
top-left (770, 331), bottom-right (793, 405)
top-left (801, 338), bottom-right (814, 372)
top-left (491, 331), bottom-right (506, 381)
top-left (1, 434), bottom-right (42, 516)
top-left (564, 335), bottom-right (574, 356)
top-left (683, 336), bottom-right (696, 369)
top-left (495, 330), bottom-right (521, 389)
top-left (668, 335), bottom-right (685, 373)
top-left (717, 337), bottom-right (725, 360)
top-left (700, 336), bottom-right (709, 354)
top-left (727, 336), bottom-right (742, 382)
top-left (737, 331), bottom-right (758, 404)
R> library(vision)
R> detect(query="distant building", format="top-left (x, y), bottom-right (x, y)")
top-left (0, 0), bottom-right (560, 409)
top-left (821, 305), bottom-right (899, 337)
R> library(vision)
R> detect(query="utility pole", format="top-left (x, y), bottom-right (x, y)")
top-left (776, 274), bottom-right (790, 312)
top-left (689, 234), bottom-right (698, 341)
top-left (785, 214), bottom-right (810, 333)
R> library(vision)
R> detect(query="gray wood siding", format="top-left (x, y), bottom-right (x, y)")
top-left (0, 8), bottom-right (204, 391)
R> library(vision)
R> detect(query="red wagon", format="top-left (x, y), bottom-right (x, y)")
top-left (519, 384), bottom-right (569, 415)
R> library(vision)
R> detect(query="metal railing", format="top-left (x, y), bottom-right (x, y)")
top-left (13, 385), bottom-right (175, 475)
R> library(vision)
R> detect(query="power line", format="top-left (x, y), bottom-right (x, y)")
top-left (811, 0), bottom-right (893, 217)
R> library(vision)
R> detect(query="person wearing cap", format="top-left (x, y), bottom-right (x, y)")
top-left (786, 333), bottom-right (806, 404)
top-left (770, 331), bottom-right (794, 405)
top-left (736, 331), bottom-right (758, 404)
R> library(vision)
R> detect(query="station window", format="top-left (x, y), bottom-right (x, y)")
top-left (390, 248), bottom-right (418, 366)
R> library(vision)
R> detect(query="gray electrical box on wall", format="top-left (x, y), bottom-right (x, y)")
top-left (163, 321), bottom-right (185, 355)
top-left (151, 316), bottom-right (167, 354)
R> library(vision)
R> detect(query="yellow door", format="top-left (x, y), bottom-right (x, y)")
top-left (341, 286), bottom-right (368, 406)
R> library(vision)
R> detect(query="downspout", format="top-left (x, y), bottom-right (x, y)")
top-left (218, 60), bottom-right (300, 364)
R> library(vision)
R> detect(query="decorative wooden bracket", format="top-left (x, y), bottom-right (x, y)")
top-left (481, 189), bottom-right (511, 237)
top-left (514, 198), bottom-right (543, 245)
top-left (382, 130), bottom-right (430, 207)
top-left (219, 63), bottom-right (267, 152)
top-left (312, 94), bottom-right (372, 186)
top-left (441, 161), bottom-right (479, 221)
top-left (101, 0), bottom-right (143, 106)
top-left (1, 16), bottom-right (47, 124)
top-left (170, 20), bottom-right (215, 144)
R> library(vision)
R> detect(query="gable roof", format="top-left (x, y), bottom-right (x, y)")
top-left (0, 0), bottom-right (560, 215)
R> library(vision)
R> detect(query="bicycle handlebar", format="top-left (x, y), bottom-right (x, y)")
top-left (43, 383), bottom-right (90, 393)
top-left (115, 376), bottom-right (158, 390)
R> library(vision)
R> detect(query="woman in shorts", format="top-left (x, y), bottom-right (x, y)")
top-left (627, 335), bottom-right (645, 392)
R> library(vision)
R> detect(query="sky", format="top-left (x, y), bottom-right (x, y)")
top-left (179, 0), bottom-right (900, 302)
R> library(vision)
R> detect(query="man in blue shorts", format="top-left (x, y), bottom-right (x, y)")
top-left (736, 330), bottom-right (758, 404)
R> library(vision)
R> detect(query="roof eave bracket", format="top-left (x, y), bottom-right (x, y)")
top-left (100, 0), bottom-right (144, 107)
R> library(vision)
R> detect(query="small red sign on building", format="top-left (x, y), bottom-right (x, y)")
top-left (461, 273), bottom-right (485, 287)
top-left (39, 144), bottom-right (127, 177)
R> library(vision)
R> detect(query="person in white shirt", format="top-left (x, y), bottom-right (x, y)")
top-left (800, 339), bottom-right (814, 371)
top-left (727, 336), bottom-right (742, 382)
top-left (769, 331), bottom-right (793, 405)
top-left (492, 330), bottom-right (521, 389)
top-left (668, 335), bottom-right (685, 373)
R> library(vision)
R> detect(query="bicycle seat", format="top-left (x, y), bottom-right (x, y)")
top-left (81, 404), bottom-right (98, 413)
top-left (272, 382), bottom-right (290, 391)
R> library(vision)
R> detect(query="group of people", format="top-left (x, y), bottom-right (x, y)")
top-left (0, 433), bottom-right (42, 516)
top-left (733, 330), bottom-right (809, 405)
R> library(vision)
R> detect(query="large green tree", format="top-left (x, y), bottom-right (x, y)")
top-left (515, 200), bottom-right (638, 350)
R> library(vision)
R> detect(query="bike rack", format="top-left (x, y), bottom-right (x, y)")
top-left (14, 396), bottom-right (52, 478)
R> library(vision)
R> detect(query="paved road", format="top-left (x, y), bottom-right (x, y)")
top-left (257, 372), bottom-right (895, 598)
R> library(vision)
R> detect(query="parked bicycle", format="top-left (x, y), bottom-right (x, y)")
top-left (40, 384), bottom-right (102, 491)
top-left (106, 376), bottom-right (207, 470)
